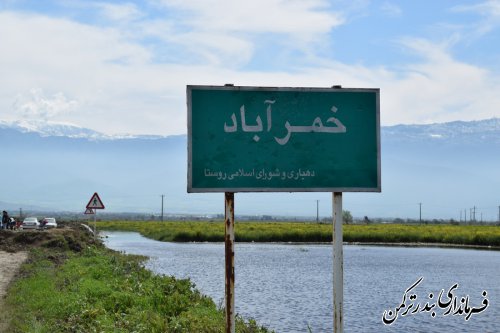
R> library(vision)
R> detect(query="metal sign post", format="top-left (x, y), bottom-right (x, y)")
top-left (224, 192), bottom-right (235, 333)
top-left (333, 192), bottom-right (343, 332)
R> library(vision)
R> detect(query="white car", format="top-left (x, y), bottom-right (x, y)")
top-left (22, 217), bottom-right (40, 229)
top-left (41, 218), bottom-right (57, 229)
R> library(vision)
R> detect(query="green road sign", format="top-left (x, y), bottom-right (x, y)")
top-left (187, 85), bottom-right (380, 192)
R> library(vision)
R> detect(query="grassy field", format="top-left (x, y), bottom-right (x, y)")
top-left (3, 228), bottom-right (270, 333)
top-left (97, 221), bottom-right (500, 247)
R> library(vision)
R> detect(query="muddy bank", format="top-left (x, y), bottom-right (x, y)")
top-left (0, 226), bottom-right (95, 253)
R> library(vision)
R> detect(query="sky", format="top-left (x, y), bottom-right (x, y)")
top-left (1, 0), bottom-right (500, 136)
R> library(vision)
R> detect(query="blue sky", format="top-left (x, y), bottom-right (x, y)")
top-left (1, 0), bottom-right (500, 135)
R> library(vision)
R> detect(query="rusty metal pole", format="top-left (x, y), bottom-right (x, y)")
top-left (224, 192), bottom-right (235, 333)
top-left (333, 192), bottom-right (343, 333)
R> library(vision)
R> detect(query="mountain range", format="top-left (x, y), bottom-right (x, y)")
top-left (0, 118), bottom-right (499, 220)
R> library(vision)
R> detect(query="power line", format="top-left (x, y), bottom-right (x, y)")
top-left (316, 200), bottom-right (319, 223)
top-left (161, 194), bottom-right (165, 222)
top-left (419, 203), bottom-right (422, 223)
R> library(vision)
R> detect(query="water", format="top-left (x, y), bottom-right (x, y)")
top-left (103, 231), bottom-right (499, 332)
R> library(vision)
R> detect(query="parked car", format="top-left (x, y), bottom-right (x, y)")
top-left (41, 218), bottom-right (57, 229)
top-left (22, 217), bottom-right (40, 229)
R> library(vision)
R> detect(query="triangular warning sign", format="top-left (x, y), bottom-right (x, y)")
top-left (86, 192), bottom-right (105, 209)
top-left (84, 208), bottom-right (95, 215)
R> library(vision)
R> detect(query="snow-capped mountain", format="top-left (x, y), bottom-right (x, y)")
top-left (0, 119), bottom-right (164, 140)
top-left (383, 118), bottom-right (500, 143)
top-left (3, 117), bottom-right (498, 142)
top-left (0, 118), bottom-right (499, 219)
top-left (0, 119), bottom-right (105, 139)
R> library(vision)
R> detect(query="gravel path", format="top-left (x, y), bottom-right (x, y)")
top-left (0, 251), bottom-right (28, 331)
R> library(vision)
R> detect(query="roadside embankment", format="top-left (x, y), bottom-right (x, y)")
top-left (0, 225), bottom-right (271, 332)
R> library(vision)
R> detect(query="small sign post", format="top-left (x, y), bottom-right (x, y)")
top-left (86, 192), bottom-right (105, 239)
top-left (187, 85), bottom-right (380, 333)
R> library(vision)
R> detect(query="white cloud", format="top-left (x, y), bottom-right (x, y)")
top-left (452, 0), bottom-right (500, 35)
top-left (0, 6), bottom-right (499, 136)
top-left (0, 12), bottom-right (150, 67)
top-left (453, 0), bottom-right (500, 17)
top-left (156, 31), bottom-right (255, 67)
top-left (158, 0), bottom-right (344, 34)
top-left (95, 2), bottom-right (144, 22)
top-left (142, 0), bottom-right (344, 67)
top-left (0, 11), bottom-right (155, 131)
top-left (13, 88), bottom-right (78, 120)
top-left (380, 2), bottom-right (402, 17)
top-left (381, 37), bottom-right (499, 124)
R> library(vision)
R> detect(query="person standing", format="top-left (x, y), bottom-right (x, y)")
top-left (9, 217), bottom-right (15, 230)
top-left (2, 211), bottom-right (9, 230)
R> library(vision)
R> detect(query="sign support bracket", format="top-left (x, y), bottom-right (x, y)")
top-left (333, 192), bottom-right (343, 333)
top-left (94, 209), bottom-right (97, 241)
top-left (224, 192), bottom-right (235, 333)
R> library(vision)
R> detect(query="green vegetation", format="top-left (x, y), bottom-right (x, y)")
top-left (344, 224), bottom-right (500, 246)
top-left (98, 221), bottom-right (332, 243)
top-left (4, 228), bottom-right (270, 333)
top-left (97, 221), bottom-right (500, 247)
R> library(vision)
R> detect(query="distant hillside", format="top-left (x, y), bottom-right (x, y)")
top-left (378, 118), bottom-right (500, 220)
top-left (0, 123), bottom-right (186, 214)
top-left (383, 118), bottom-right (500, 144)
top-left (0, 118), bottom-right (499, 220)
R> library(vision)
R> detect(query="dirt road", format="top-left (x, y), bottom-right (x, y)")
top-left (0, 251), bottom-right (28, 331)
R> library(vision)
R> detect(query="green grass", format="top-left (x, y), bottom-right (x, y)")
top-left (344, 224), bottom-right (500, 246)
top-left (5, 241), bottom-right (271, 332)
top-left (98, 221), bottom-right (332, 243)
top-left (97, 221), bottom-right (500, 247)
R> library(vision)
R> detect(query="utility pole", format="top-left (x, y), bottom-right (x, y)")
top-left (419, 203), bottom-right (422, 223)
top-left (498, 205), bottom-right (500, 223)
top-left (160, 194), bottom-right (165, 222)
top-left (473, 206), bottom-right (476, 222)
top-left (316, 200), bottom-right (319, 223)
top-left (460, 210), bottom-right (462, 222)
